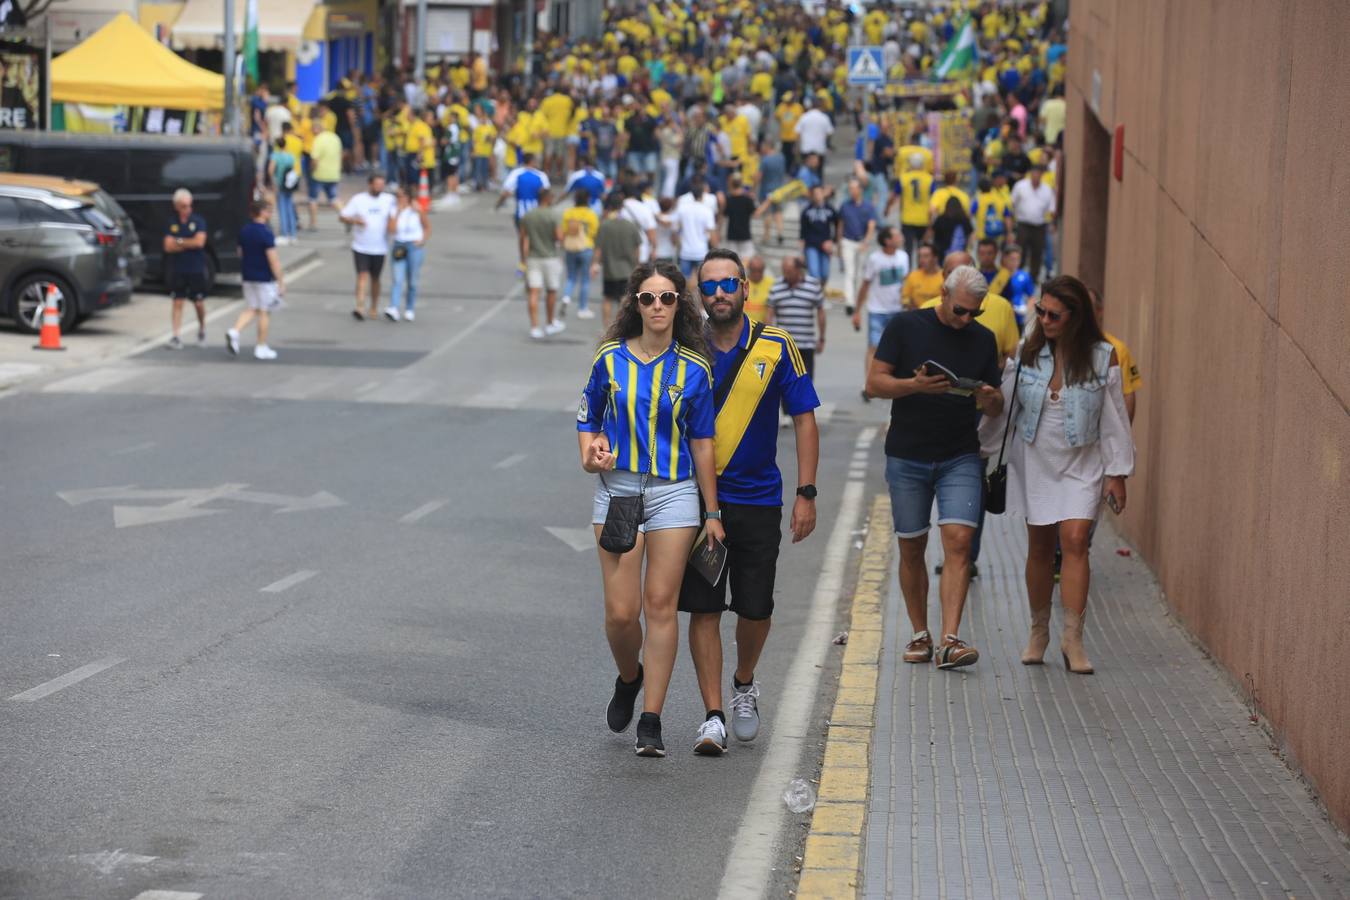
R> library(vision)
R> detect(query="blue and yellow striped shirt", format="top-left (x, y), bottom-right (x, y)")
top-left (577, 340), bottom-right (716, 481)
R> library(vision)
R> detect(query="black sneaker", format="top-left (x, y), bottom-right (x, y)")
top-left (606, 665), bottom-right (643, 733)
top-left (635, 712), bottom-right (665, 757)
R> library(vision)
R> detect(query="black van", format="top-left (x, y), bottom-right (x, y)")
top-left (0, 132), bottom-right (253, 288)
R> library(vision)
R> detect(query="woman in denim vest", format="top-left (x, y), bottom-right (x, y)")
top-left (982, 275), bottom-right (1135, 673)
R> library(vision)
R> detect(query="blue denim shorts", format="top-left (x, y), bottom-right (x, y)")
top-left (592, 470), bottom-right (700, 533)
top-left (868, 310), bottom-right (899, 347)
top-left (885, 453), bottom-right (984, 538)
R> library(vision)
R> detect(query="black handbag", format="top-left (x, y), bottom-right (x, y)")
top-left (597, 346), bottom-right (678, 554)
top-left (984, 355), bottom-right (1022, 515)
top-left (392, 243), bottom-right (409, 261)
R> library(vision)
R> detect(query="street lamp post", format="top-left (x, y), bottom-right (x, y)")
top-left (415, 0), bottom-right (427, 85)
top-left (223, 0), bottom-right (237, 133)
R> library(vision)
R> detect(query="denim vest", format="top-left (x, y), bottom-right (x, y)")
top-left (1016, 341), bottom-right (1114, 448)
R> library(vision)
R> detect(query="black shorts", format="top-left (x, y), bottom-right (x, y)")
top-left (169, 272), bottom-right (208, 301)
top-left (603, 279), bottom-right (627, 301)
top-left (678, 503), bottom-right (782, 621)
top-left (353, 251), bottom-right (385, 278)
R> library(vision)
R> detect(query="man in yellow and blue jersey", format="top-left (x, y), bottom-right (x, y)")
top-left (678, 248), bottom-right (821, 754)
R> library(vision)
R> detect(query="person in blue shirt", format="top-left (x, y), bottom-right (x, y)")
top-left (679, 248), bottom-right (821, 755)
top-left (576, 259), bottom-right (723, 759)
top-left (225, 199), bottom-right (284, 361)
top-left (563, 157), bottom-right (607, 215)
top-left (496, 153), bottom-right (551, 229)
top-left (162, 188), bottom-right (210, 349)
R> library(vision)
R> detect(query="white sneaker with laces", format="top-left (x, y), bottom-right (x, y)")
top-left (383, 307), bottom-right (401, 321)
top-left (545, 319), bottom-right (566, 336)
top-left (529, 326), bottom-right (545, 340)
top-left (576, 308), bottom-right (595, 320)
top-left (225, 328), bottom-right (240, 356)
top-left (694, 716), bottom-right (727, 756)
top-left (730, 680), bottom-right (761, 742)
top-left (254, 344), bottom-right (278, 360)
top-left (403, 310), bottom-right (415, 322)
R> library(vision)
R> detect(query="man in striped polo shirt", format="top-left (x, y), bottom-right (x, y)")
top-left (765, 256), bottom-right (826, 383)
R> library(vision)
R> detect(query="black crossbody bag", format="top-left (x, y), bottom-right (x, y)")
top-left (713, 320), bottom-right (765, 409)
top-left (597, 346), bottom-right (679, 554)
top-left (984, 355), bottom-right (1022, 515)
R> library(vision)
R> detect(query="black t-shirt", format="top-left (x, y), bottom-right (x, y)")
top-left (874, 308), bottom-right (1001, 462)
top-left (626, 113), bottom-right (657, 153)
top-left (800, 203), bottom-right (838, 249)
top-left (725, 194), bottom-right (755, 241)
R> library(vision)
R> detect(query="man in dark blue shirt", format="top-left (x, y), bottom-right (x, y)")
top-left (799, 183), bottom-right (838, 284)
top-left (837, 177), bottom-right (878, 315)
top-left (679, 247), bottom-right (821, 755)
top-left (162, 188), bottom-right (210, 349)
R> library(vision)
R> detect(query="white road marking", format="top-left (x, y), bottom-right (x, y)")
top-left (42, 367), bottom-right (144, 394)
top-left (284, 257), bottom-right (324, 282)
top-left (424, 283), bottom-right (522, 360)
top-left (8, 657), bottom-right (126, 702)
top-left (857, 425), bottom-right (878, 448)
top-left (131, 892), bottom-right (203, 900)
top-left (545, 526), bottom-right (596, 553)
top-left (463, 381), bottom-right (534, 409)
top-left (72, 850), bottom-right (158, 874)
top-left (493, 452), bottom-right (528, 470)
top-left (355, 380), bottom-right (382, 394)
top-left (259, 569), bottom-right (318, 593)
top-left (111, 441), bottom-right (157, 455)
top-left (716, 440), bottom-right (867, 900)
top-left (815, 401), bottom-right (837, 426)
top-left (0, 361), bottom-right (46, 386)
top-left (400, 499), bottom-right (449, 524)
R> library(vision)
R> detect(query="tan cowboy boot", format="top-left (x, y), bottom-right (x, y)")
top-left (1061, 608), bottom-right (1095, 674)
top-left (1021, 603), bottom-right (1052, 665)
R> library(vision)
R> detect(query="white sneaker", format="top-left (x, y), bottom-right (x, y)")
top-left (694, 716), bottom-right (728, 756)
top-left (560, 295), bottom-right (572, 317)
top-left (225, 328), bottom-right (239, 356)
top-left (576, 308), bottom-right (595, 320)
top-left (545, 319), bottom-right (566, 336)
top-left (529, 326), bottom-right (546, 340)
top-left (403, 310), bottom-right (415, 322)
top-left (254, 344), bottom-right (278, 360)
top-left (730, 680), bottom-right (761, 742)
top-left (196, 330), bottom-right (207, 347)
top-left (383, 307), bottom-right (401, 321)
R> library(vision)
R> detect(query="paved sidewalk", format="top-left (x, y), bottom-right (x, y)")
top-left (862, 510), bottom-right (1350, 899)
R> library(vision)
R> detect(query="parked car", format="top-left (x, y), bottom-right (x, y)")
top-left (0, 180), bottom-right (135, 333)
top-left (0, 174), bottom-right (145, 286)
top-left (0, 132), bottom-right (253, 290)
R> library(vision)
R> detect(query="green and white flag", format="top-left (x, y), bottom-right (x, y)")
top-left (243, 0), bottom-right (259, 84)
top-left (933, 14), bottom-right (977, 80)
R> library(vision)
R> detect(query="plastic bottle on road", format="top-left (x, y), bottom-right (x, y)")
top-left (783, 778), bottom-right (817, 813)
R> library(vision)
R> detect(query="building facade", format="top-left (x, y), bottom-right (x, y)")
top-left (1061, 0), bottom-right (1350, 832)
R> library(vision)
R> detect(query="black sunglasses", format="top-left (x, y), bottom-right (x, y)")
top-left (952, 303), bottom-right (985, 318)
top-left (1034, 303), bottom-right (1064, 323)
top-left (636, 291), bottom-right (680, 307)
top-left (698, 277), bottom-right (742, 297)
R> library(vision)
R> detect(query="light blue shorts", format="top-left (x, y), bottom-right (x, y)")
top-left (885, 453), bottom-right (984, 538)
top-left (868, 310), bottom-right (900, 347)
top-left (592, 470), bottom-right (700, 533)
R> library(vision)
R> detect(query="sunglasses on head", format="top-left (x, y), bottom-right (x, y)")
top-left (636, 290), bottom-right (680, 307)
top-left (698, 277), bottom-right (742, 297)
top-left (1034, 303), bottom-right (1065, 323)
top-left (951, 303), bottom-right (984, 318)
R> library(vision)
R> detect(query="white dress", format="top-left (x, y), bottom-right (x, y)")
top-left (981, 360), bottom-right (1136, 526)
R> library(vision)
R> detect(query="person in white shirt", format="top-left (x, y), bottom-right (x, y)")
top-left (735, 97), bottom-right (763, 144)
top-left (674, 178), bottom-right (718, 278)
top-left (620, 188), bottom-right (658, 262)
top-left (264, 101), bottom-right (292, 143)
top-left (1010, 164), bottom-right (1057, 280)
top-left (795, 103), bottom-right (835, 177)
top-left (384, 184), bottom-right (431, 322)
top-left (851, 225), bottom-right (910, 398)
top-left (338, 173), bottom-right (397, 320)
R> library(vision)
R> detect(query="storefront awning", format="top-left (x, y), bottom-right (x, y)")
top-left (171, 0), bottom-right (316, 52)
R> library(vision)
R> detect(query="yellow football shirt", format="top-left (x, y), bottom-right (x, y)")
top-left (902, 268), bottom-right (944, 308)
top-left (1105, 332), bottom-right (1143, 394)
top-left (899, 171), bottom-right (934, 227)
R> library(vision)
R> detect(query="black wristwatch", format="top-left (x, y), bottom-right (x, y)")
top-left (796, 484), bottom-right (818, 500)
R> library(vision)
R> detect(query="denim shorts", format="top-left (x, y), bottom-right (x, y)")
top-left (868, 310), bottom-right (899, 347)
top-left (592, 470), bottom-right (700, 533)
top-left (885, 452), bottom-right (984, 538)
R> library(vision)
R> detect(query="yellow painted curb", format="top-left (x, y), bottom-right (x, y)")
top-left (797, 494), bottom-right (892, 898)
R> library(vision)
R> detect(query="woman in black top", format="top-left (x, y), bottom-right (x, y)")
top-left (932, 196), bottom-right (974, 259)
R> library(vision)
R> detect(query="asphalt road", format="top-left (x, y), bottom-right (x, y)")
top-left (0, 164), bottom-right (889, 899)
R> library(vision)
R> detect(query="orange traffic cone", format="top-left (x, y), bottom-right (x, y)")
top-left (417, 169), bottom-right (431, 213)
top-left (33, 283), bottom-right (65, 351)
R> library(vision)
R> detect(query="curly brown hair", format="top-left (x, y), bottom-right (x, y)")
top-left (599, 260), bottom-right (710, 360)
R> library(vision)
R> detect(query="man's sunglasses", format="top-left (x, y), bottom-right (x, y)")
top-left (698, 277), bottom-right (742, 297)
top-left (637, 291), bottom-right (680, 307)
top-left (952, 303), bottom-right (984, 318)
top-left (1034, 303), bottom-right (1064, 323)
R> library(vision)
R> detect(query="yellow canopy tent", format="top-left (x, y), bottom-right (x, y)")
top-left (51, 12), bottom-right (224, 111)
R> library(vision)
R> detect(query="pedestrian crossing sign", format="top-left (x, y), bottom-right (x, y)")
top-left (847, 46), bottom-right (886, 85)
